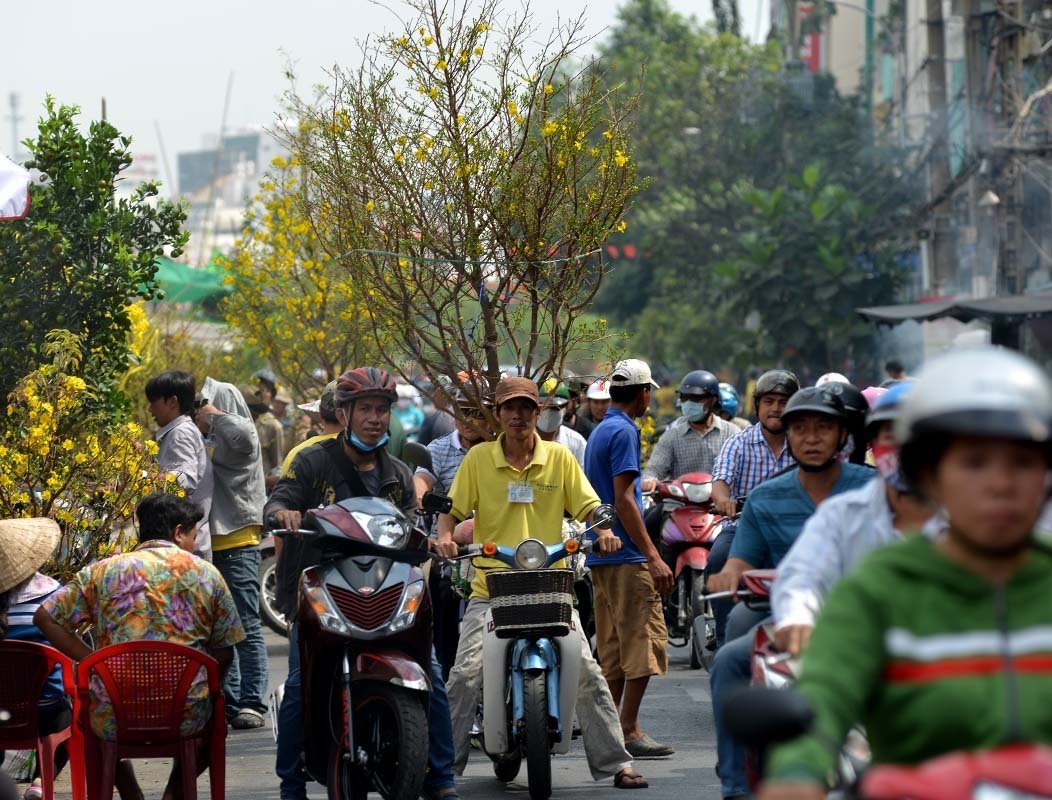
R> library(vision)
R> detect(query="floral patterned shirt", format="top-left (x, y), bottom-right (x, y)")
top-left (42, 540), bottom-right (245, 739)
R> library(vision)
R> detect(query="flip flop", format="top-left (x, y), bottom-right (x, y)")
top-left (615, 770), bottom-right (649, 789)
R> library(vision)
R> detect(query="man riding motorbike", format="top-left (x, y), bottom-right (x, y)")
top-left (759, 347), bottom-right (1052, 799)
top-left (264, 367), bottom-right (459, 800)
top-left (706, 386), bottom-right (874, 800)
top-left (433, 377), bottom-right (648, 790)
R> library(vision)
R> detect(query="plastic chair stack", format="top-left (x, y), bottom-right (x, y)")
top-left (74, 641), bottom-right (226, 800)
top-left (0, 641), bottom-right (86, 800)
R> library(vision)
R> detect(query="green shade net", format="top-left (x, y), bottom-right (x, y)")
top-left (152, 254), bottom-right (231, 303)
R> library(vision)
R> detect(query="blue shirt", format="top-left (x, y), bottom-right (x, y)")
top-left (712, 422), bottom-right (796, 498)
top-left (729, 463), bottom-right (875, 568)
top-left (583, 407), bottom-right (648, 566)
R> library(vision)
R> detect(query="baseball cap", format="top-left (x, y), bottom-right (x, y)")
top-left (609, 359), bottom-right (660, 389)
top-left (538, 379), bottom-right (570, 407)
top-left (494, 377), bottom-right (540, 407)
top-left (586, 379), bottom-right (611, 400)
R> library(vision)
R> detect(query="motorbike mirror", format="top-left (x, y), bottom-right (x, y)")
top-left (592, 504), bottom-right (616, 529)
top-left (722, 687), bottom-right (814, 748)
top-left (402, 441), bottom-right (433, 473)
top-left (421, 490), bottom-right (453, 515)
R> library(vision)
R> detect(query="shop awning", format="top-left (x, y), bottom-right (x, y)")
top-left (857, 294), bottom-right (1052, 325)
top-left (153, 256), bottom-right (231, 303)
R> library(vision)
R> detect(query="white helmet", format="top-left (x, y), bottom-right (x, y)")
top-left (895, 347), bottom-right (1052, 446)
top-left (815, 372), bottom-right (849, 386)
top-left (586, 379), bottom-right (611, 400)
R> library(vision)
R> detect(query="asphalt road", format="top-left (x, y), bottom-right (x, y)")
top-left (46, 629), bottom-right (722, 800)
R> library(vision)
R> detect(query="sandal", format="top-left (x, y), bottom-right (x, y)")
top-left (614, 769), bottom-right (649, 789)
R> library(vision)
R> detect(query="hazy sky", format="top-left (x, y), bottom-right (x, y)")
top-left (3, 0), bottom-right (763, 182)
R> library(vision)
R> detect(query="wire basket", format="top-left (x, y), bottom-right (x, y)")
top-left (486, 568), bottom-right (575, 639)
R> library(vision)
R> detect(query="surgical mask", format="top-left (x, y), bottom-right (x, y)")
top-left (537, 406), bottom-right (565, 433)
top-left (871, 442), bottom-right (909, 493)
top-left (346, 427), bottom-right (390, 452)
top-left (681, 400), bottom-right (710, 424)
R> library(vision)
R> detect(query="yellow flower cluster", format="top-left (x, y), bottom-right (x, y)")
top-left (0, 359), bottom-right (178, 583)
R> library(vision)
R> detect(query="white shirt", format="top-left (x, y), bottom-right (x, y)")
top-left (772, 477), bottom-right (906, 630)
top-left (556, 425), bottom-right (587, 467)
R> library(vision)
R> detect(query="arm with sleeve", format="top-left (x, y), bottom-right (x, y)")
top-left (711, 433), bottom-right (743, 493)
top-left (766, 576), bottom-right (888, 782)
top-left (728, 495), bottom-right (769, 567)
top-left (448, 448), bottom-right (480, 523)
top-left (162, 424), bottom-right (205, 493)
top-left (209, 413), bottom-right (256, 463)
top-left (563, 447), bottom-right (602, 522)
top-left (642, 428), bottom-right (674, 482)
top-left (264, 452), bottom-right (317, 519)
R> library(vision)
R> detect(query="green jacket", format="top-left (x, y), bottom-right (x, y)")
top-left (767, 533), bottom-right (1052, 783)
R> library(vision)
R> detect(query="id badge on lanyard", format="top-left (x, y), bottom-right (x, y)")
top-left (508, 482), bottom-right (534, 503)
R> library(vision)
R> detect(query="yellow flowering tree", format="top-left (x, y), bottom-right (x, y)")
top-left (217, 159), bottom-right (381, 396)
top-left (281, 0), bottom-right (641, 405)
top-left (0, 331), bottom-right (177, 582)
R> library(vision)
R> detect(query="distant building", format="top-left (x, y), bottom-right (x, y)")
top-left (176, 127), bottom-right (286, 261)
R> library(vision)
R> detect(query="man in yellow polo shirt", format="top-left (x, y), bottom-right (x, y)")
top-left (434, 377), bottom-right (649, 790)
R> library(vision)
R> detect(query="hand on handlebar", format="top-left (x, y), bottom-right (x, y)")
top-left (773, 624), bottom-right (813, 658)
top-left (594, 531), bottom-right (622, 556)
top-left (641, 477), bottom-right (657, 493)
top-left (706, 567), bottom-right (743, 598)
top-left (713, 497), bottom-right (739, 518)
top-left (272, 509), bottom-right (302, 532)
top-left (433, 537), bottom-right (460, 560)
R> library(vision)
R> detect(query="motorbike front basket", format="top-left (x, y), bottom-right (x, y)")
top-left (486, 568), bottom-right (574, 639)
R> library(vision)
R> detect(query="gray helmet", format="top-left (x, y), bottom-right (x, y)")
top-left (780, 386), bottom-right (847, 427)
top-left (895, 348), bottom-right (1052, 446)
top-left (754, 369), bottom-right (800, 411)
top-left (319, 380), bottom-right (339, 423)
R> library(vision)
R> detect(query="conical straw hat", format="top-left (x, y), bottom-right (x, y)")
top-left (0, 518), bottom-right (61, 594)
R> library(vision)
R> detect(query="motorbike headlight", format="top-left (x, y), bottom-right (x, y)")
top-left (387, 580), bottom-right (426, 633)
top-left (683, 482), bottom-right (712, 504)
top-left (514, 538), bottom-right (548, 570)
top-left (352, 511), bottom-right (410, 549)
top-left (667, 484), bottom-right (685, 498)
top-left (301, 573), bottom-right (353, 635)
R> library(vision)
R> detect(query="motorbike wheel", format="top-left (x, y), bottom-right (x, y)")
top-left (493, 752), bottom-right (522, 783)
top-left (523, 670), bottom-right (552, 800)
top-left (689, 571), bottom-right (714, 671)
top-left (259, 555), bottom-right (289, 636)
top-left (348, 681), bottom-right (429, 800)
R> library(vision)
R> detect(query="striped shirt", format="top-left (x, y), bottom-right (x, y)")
top-left (7, 572), bottom-right (64, 700)
top-left (711, 422), bottom-right (796, 498)
top-left (417, 430), bottom-right (470, 493)
top-left (643, 415), bottom-right (738, 480)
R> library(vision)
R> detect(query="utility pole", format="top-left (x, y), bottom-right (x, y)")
top-left (924, 0), bottom-right (955, 294)
top-left (7, 93), bottom-right (21, 159)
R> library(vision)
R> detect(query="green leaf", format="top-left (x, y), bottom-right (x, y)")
top-left (802, 164), bottom-right (821, 189)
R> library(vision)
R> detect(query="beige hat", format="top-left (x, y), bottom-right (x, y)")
top-left (0, 518), bottom-right (61, 594)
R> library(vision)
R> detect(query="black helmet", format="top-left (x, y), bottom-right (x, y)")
top-left (677, 370), bottom-right (720, 398)
top-left (780, 386), bottom-right (847, 427)
top-left (820, 381), bottom-right (868, 422)
top-left (754, 369), bottom-right (800, 410)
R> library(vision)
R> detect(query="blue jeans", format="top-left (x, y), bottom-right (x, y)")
top-left (214, 545), bottom-right (269, 715)
top-left (275, 621), bottom-right (455, 799)
top-left (707, 524), bottom-right (736, 647)
top-left (709, 611), bottom-right (769, 799)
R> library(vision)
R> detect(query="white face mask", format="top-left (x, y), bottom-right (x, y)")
top-left (537, 406), bottom-right (565, 433)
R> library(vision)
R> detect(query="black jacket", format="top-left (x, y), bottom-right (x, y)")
top-left (264, 437), bottom-right (417, 614)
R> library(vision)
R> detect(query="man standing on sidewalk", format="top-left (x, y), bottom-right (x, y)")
top-left (584, 359), bottom-right (675, 759)
top-left (195, 376), bottom-right (270, 730)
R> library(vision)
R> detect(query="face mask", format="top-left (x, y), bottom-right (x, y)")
top-left (871, 441), bottom-right (909, 492)
top-left (681, 400), bottom-right (710, 424)
top-left (346, 427), bottom-right (390, 452)
top-left (537, 407), bottom-right (565, 433)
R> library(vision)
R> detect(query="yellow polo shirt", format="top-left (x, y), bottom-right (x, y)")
top-left (448, 433), bottom-right (600, 598)
top-left (281, 432), bottom-right (339, 477)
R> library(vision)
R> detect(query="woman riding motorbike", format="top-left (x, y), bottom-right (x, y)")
top-left (758, 347), bottom-right (1052, 799)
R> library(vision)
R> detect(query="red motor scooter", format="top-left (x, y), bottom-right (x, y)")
top-left (647, 471), bottom-right (730, 669)
top-left (274, 496), bottom-right (436, 800)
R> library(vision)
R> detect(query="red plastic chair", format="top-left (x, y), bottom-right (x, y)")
top-left (0, 640), bottom-right (86, 800)
top-left (74, 641), bottom-right (226, 800)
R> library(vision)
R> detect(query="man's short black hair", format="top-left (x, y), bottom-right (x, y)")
top-left (610, 384), bottom-right (647, 404)
top-left (885, 359), bottom-right (905, 375)
top-left (145, 371), bottom-right (197, 416)
top-left (136, 493), bottom-right (203, 542)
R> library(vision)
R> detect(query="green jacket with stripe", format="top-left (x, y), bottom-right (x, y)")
top-left (767, 533), bottom-right (1052, 782)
